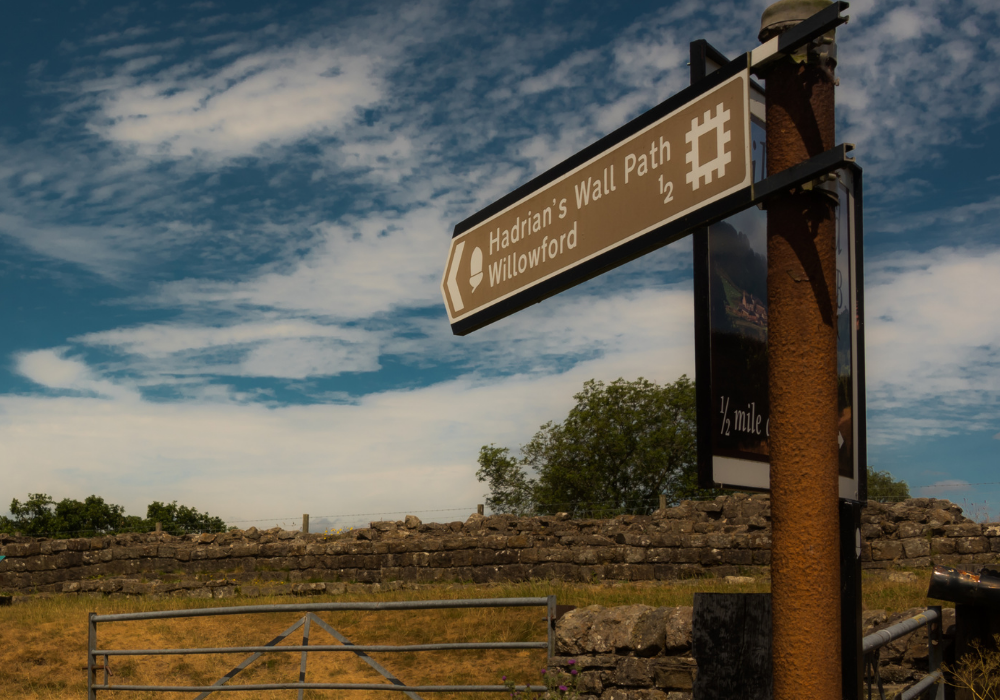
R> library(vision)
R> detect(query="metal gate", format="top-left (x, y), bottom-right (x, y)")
top-left (87, 596), bottom-right (555, 698)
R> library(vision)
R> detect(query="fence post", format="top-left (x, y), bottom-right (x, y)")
top-left (302, 514), bottom-right (309, 534)
top-left (155, 522), bottom-right (162, 533)
top-left (477, 504), bottom-right (484, 515)
top-left (659, 494), bottom-right (667, 512)
top-left (928, 605), bottom-right (944, 700)
top-left (547, 595), bottom-right (557, 662)
top-left (88, 612), bottom-right (97, 700)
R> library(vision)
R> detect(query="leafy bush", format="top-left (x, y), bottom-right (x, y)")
top-left (867, 466), bottom-right (911, 503)
top-left (0, 493), bottom-right (226, 537)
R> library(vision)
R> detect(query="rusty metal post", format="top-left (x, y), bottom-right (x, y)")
top-left (758, 1), bottom-right (842, 699)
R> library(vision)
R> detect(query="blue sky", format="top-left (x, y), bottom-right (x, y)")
top-left (0, 0), bottom-right (997, 531)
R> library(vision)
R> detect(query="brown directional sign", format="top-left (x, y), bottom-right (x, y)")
top-left (443, 67), bottom-right (752, 334)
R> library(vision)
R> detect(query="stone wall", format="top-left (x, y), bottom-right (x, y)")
top-left (0, 495), bottom-right (994, 596)
top-left (547, 603), bottom-right (953, 700)
top-left (552, 604), bottom-right (697, 699)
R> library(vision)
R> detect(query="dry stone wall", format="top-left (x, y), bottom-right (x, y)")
top-left (547, 603), bottom-right (953, 700)
top-left (0, 495), bottom-right (993, 597)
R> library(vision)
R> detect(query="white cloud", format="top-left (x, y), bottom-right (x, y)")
top-left (15, 349), bottom-right (138, 401)
top-left (865, 244), bottom-right (1000, 441)
top-left (150, 205), bottom-right (451, 320)
top-left (88, 45), bottom-right (383, 159)
top-left (0, 213), bottom-right (141, 281)
top-left (75, 320), bottom-right (382, 380)
top-left (837, 0), bottom-right (1000, 177)
top-left (0, 323), bottom-right (695, 525)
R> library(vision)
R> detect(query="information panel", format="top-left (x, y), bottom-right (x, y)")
top-left (695, 165), bottom-right (867, 502)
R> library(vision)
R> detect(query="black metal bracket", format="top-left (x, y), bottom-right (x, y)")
top-left (750, 1), bottom-right (850, 74)
top-left (752, 143), bottom-right (855, 204)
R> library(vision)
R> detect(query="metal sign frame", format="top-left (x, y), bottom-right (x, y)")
top-left (444, 2), bottom-right (849, 336)
top-left (693, 158), bottom-right (867, 500)
top-left (445, 58), bottom-right (754, 335)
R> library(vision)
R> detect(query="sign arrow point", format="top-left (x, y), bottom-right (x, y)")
top-left (446, 241), bottom-right (465, 313)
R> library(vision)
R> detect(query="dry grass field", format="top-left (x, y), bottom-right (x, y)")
top-left (0, 572), bottom-right (944, 699)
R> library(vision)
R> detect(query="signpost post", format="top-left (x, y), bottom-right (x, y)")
top-left (758, 2), bottom-right (843, 698)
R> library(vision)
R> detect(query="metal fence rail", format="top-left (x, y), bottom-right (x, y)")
top-left (862, 606), bottom-right (944, 700)
top-left (87, 596), bottom-right (556, 698)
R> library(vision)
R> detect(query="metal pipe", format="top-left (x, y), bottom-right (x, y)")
top-left (93, 597), bottom-right (551, 622)
top-left (547, 594), bottom-right (556, 661)
top-left (88, 612), bottom-right (97, 700)
top-left (898, 670), bottom-right (943, 700)
top-left (96, 642), bottom-right (548, 656)
top-left (100, 683), bottom-right (548, 693)
top-left (862, 608), bottom-right (941, 654)
top-left (759, 2), bottom-right (842, 699)
top-left (926, 605), bottom-right (944, 700)
top-left (297, 614), bottom-right (310, 700)
top-left (928, 565), bottom-right (1000, 605)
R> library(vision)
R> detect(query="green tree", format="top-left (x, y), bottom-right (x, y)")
top-left (2, 493), bottom-right (58, 536)
top-left (54, 495), bottom-right (133, 536)
top-left (526, 377), bottom-right (701, 515)
top-left (866, 466), bottom-right (910, 503)
top-left (0, 494), bottom-right (227, 537)
top-left (145, 501), bottom-right (226, 535)
top-left (476, 376), bottom-right (716, 518)
top-left (476, 445), bottom-right (536, 516)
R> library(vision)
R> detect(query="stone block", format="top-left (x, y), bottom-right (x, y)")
top-left (615, 657), bottom-right (652, 687)
top-left (871, 540), bottom-right (903, 561)
top-left (900, 538), bottom-right (931, 558)
top-left (700, 549), bottom-right (723, 566)
top-left (931, 538), bottom-right (955, 555)
top-left (944, 523), bottom-right (982, 538)
top-left (861, 523), bottom-right (882, 540)
top-left (628, 607), bottom-right (668, 657)
top-left (679, 534), bottom-right (706, 548)
top-left (672, 549), bottom-right (701, 564)
top-left (956, 537), bottom-right (989, 554)
top-left (122, 580), bottom-right (151, 595)
top-left (586, 605), bottom-right (653, 653)
top-left (602, 691), bottom-right (668, 700)
top-left (652, 658), bottom-right (696, 690)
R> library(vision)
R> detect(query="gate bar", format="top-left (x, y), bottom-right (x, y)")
top-left (96, 641), bottom-right (548, 655)
top-left (101, 683), bottom-right (549, 693)
top-left (92, 597), bottom-right (552, 622)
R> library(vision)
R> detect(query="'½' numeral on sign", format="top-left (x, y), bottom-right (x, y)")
top-left (659, 175), bottom-right (674, 204)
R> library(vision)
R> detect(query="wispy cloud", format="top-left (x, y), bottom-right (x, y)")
top-left (837, 0), bottom-right (1000, 179)
top-left (87, 46), bottom-right (383, 160)
top-left (865, 242), bottom-right (1000, 442)
top-left (15, 349), bottom-right (139, 402)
